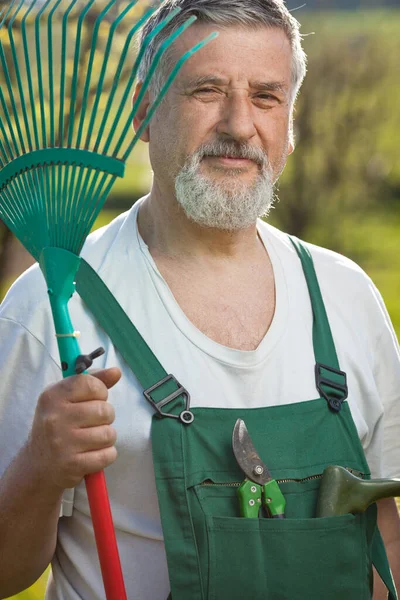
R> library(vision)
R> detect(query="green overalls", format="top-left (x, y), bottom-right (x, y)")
top-left (76, 237), bottom-right (397, 600)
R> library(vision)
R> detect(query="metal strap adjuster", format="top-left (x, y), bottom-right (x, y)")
top-left (315, 362), bottom-right (348, 413)
top-left (144, 374), bottom-right (194, 424)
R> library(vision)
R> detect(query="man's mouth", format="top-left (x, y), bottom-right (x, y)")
top-left (203, 155), bottom-right (256, 167)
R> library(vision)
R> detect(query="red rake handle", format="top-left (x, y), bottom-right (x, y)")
top-left (40, 250), bottom-right (126, 598)
top-left (85, 471), bottom-right (127, 599)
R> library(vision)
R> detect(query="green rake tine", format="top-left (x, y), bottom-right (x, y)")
top-left (58, 0), bottom-right (81, 146)
top-left (72, 0), bottom-right (146, 243)
top-left (21, 0), bottom-right (41, 151)
top-left (67, 0), bottom-right (97, 148)
top-left (101, 7), bottom-right (185, 156)
top-left (7, 0), bottom-right (36, 153)
top-left (84, 0), bottom-right (151, 150)
top-left (22, 172), bottom-right (48, 257)
top-left (2, 183), bottom-right (35, 250)
top-left (14, 174), bottom-right (38, 238)
top-left (47, 1), bottom-right (64, 241)
top-left (0, 0), bottom-right (27, 156)
top-left (49, 156), bottom-right (56, 245)
top-left (0, 109), bottom-right (14, 162)
top-left (0, 66), bottom-right (20, 159)
top-left (0, 0), bottom-right (19, 33)
top-left (0, 0), bottom-right (17, 31)
top-left (93, 4), bottom-right (181, 154)
top-left (48, 0), bottom-right (64, 148)
top-left (124, 33), bottom-right (219, 160)
top-left (71, 3), bottom-right (177, 249)
top-left (67, 166), bottom-right (93, 248)
top-left (55, 164), bottom-right (62, 245)
top-left (0, 141), bottom-right (6, 166)
top-left (35, 0), bottom-right (55, 149)
top-left (0, 188), bottom-right (23, 241)
top-left (8, 167), bottom-right (34, 221)
top-left (58, 163), bottom-right (69, 248)
top-left (84, 173), bottom-right (129, 245)
top-left (60, 161), bottom-right (74, 245)
top-left (34, 0), bottom-right (55, 228)
top-left (64, 161), bottom-right (87, 248)
top-left (63, 164), bottom-right (87, 248)
top-left (19, 170), bottom-right (40, 237)
top-left (58, 0), bottom-right (81, 245)
top-left (75, 0), bottom-right (118, 149)
top-left (69, 169), bottom-right (110, 253)
top-left (67, 169), bottom-right (92, 252)
top-left (34, 0), bottom-right (54, 231)
top-left (113, 15), bottom-right (202, 158)
top-left (64, 0), bottom-right (97, 228)
top-left (74, 171), bottom-right (109, 244)
top-left (70, 0), bottom-right (119, 240)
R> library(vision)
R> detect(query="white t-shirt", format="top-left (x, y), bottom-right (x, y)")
top-left (0, 199), bottom-right (399, 599)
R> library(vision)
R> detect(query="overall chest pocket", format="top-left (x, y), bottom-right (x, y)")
top-left (189, 478), bottom-right (373, 600)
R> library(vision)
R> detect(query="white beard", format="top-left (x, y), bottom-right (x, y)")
top-left (175, 141), bottom-right (276, 231)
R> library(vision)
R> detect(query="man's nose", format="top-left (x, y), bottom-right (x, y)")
top-left (216, 94), bottom-right (257, 142)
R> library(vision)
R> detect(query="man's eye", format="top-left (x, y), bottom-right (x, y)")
top-left (196, 88), bottom-right (217, 94)
top-left (257, 94), bottom-right (276, 101)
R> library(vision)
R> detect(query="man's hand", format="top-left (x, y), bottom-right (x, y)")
top-left (28, 367), bottom-right (121, 491)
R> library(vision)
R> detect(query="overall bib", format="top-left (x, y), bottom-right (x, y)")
top-left (76, 237), bottom-right (397, 600)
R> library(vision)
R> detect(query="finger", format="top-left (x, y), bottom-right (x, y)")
top-left (90, 368), bottom-right (122, 390)
top-left (69, 400), bottom-right (116, 428)
top-left (77, 446), bottom-right (118, 475)
top-left (43, 374), bottom-right (108, 404)
top-left (73, 425), bottom-right (117, 452)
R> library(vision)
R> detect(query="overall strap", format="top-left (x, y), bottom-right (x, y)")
top-left (75, 258), bottom-right (193, 424)
top-left (289, 237), bottom-right (397, 600)
top-left (289, 237), bottom-right (348, 413)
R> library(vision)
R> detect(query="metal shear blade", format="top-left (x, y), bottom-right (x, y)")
top-left (232, 419), bottom-right (286, 519)
top-left (232, 418), bottom-right (274, 486)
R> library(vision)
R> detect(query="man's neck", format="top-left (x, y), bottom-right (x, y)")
top-left (137, 185), bottom-right (264, 263)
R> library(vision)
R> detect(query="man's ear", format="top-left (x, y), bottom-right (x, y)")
top-left (132, 82), bottom-right (151, 143)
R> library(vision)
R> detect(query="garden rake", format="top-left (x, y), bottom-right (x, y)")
top-left (0, 0), bottom-right (217, 597)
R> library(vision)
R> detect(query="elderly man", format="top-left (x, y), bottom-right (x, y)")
top-left (0, 1), bottom-right (399, 599)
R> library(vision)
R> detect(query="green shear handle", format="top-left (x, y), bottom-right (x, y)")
top-left (238, 479), bottom-right (286, 519)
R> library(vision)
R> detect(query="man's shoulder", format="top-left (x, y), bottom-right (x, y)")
top-left (260, 222), bottom-right (383, 328)
top-left (81, 206), bottom-right (135, 269)
top-left (261, 221), bottom-right (371, 286)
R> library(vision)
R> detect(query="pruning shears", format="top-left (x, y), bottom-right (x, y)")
top-left (232, 419), bottom-right (286, 519)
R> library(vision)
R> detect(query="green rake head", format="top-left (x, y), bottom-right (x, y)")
top-left (0, 0), bottom-right (217, 261)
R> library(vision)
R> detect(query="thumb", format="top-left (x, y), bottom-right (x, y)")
top-left (89, 367), bottom-right (122, 390)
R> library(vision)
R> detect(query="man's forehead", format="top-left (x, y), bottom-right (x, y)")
top-left (171, 24), bottom-right (293, 89)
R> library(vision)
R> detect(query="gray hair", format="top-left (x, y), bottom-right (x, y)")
top-left (138, 0), bottom-right (307, 104)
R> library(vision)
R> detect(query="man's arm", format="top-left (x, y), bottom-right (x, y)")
top-left (0, 368), bottom-right (120, 598)
top-left (0, 445), bottom-right (62, 597)
top-left (373, 498), bottom-right (400, 600)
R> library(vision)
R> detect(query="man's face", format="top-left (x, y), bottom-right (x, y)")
top-left (145, 24), bottom-right (294, 230)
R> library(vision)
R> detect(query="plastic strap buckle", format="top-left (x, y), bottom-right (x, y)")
top-left (144, 374), bottom-right (195, 425)
top-left (315, 363), bottom-right (348, 413)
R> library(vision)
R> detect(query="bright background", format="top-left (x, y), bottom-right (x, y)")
top-left (1, 0), bottom-right (399, 598)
